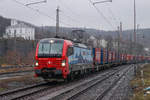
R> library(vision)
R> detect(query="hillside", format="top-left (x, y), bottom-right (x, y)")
top-left (0, 16), bottom-right (150, 48)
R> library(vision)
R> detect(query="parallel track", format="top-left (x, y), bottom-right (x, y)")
top-left (64, 66), bottom-right (128, 100)
top-left (0, 65), bottom-right (32, 69)
top-left (0, 65), bottom-right (133, 100)
top-left (38, 65), bottom-right (128, 100)
top-left (0, 82), bottom-right (51, 100)
top-left (94, 66), bottom-right (132, 100)
top-left (0, 70), bottom-right (33, 76)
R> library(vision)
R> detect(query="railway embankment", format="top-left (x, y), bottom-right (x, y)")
top-left (131, 64), bottom-right (150, 100)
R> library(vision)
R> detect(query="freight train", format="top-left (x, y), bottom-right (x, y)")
top-left (34, 38), bottom-right (149, 81)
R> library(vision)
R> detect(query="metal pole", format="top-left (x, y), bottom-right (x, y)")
top-left (118, 26), bottom-right (120, 63)
top-left (134, 0), bottom-right (136, 44)
top-left (120, 22), bottom-right (122, 43)
top-left (56, 6), bottom-right (59, 37)
top-left (137, 24), bottom-right (140, 44)
top-left (130, 33), bottom-right (133, 55)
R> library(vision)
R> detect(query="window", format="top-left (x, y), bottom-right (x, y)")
top-left (67, 46), bottom-right (74, 56)
top-left (38, 41), bottom-right (64, 58)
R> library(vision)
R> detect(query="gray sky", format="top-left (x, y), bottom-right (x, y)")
top-left (0, 0), bottom-right (150, 30)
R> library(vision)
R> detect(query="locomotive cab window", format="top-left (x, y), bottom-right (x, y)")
top-left (67, 46), bottom-right (74, 56)
top-left (38, 40), bottom-right (64, 58)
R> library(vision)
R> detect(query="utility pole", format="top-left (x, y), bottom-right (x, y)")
top-left (117, 26), bottom-right (120, 62)
top-left (120, 22), bottom-right (122, 42)
top-left (130, 32), bottom-right (133, 54)
top-left (134, 0), bottom-right (136, 43)
top-left (137, 24), bottom-right (140, 44)
top-left (56, 6), bottom-right (60, 37)
top-left (119, 22), bottom-right (124, 56)
top-left (118, 22), bottom-right (123, 42)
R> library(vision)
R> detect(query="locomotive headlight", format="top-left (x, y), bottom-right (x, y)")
top-left (50, 40), bottom-right (54, 43)
top-left (35, 62), bottom-right (39, 67)
top-left (61, 60), bottom-right (66, 67)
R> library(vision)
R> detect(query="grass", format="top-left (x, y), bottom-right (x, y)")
top-left (0, 88), bottom-right (5, 92)
top-left (131, 64), bottom-right (150, 100)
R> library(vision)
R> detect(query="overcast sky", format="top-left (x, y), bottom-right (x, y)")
top-left (0, 0), bottom-right (150, 30)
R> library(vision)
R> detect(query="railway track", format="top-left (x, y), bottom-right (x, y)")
top-left (0, 69), bottom-right (112, 100)
top-left (0, 70), bottom-right (34, 80)
top-left (0, 82), bottom-right (52, 100)
top-left (0, 65), bottom-right (133, 100)
top-left (38, 65), bottom-right (130, 100)
top-left (0, 65), bottom-right (33, 77)
top-left (0, 65), bottom-right (32, 69)
top-left (94, 65), bottom-right (132, 100)
top-left (0, 70), bottom-right (33, 76)
top-left (69, 65), bottom-right (132, 100)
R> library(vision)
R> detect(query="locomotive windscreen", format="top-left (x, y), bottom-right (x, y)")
top-left (38, 40), bottom-right (63, 58)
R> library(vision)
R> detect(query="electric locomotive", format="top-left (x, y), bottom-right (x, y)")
top-left (34, 38), bottom-right (93, 81)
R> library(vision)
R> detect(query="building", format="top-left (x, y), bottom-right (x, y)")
top-left (99, 39), bottom-right (107, 48)
top-left (3, 19), bottom-right (35, 40)
top-left (88, 35), bottom-right (108, 48)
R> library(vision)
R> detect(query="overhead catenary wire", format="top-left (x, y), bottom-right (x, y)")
top-left (60, 11), bottom-right (81, 24)
top-left (11, 0), bottom-right (73, 27)
top-left (12, 0), bottom-right (55, 21)
top-left (108, 7), bottom-right (120, 25)
top-left (59, 0), bottom-right (119, 30)
top-left (57, 0), bottom-right (86, 27)
top-left (57, 0), bottom-right (81, 18)
top-left (88, 0), bottom-right (116, 30)
top-left (11, 0), bottom-right (117, 30)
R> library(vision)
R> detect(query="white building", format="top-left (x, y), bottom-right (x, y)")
top-left (3, 19), bottom-right (35, 40)
top-left (99, 39), bottom-right (107, 48)
top-left (88, 35), bottom-right (108, 48)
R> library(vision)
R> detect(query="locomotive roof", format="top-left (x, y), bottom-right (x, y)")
top-left (73, 43), bottom-right (88, 48)
top-left (39, 38), bottom-right (65, 42)
top-left (39, 38), bottom-right (88, 48)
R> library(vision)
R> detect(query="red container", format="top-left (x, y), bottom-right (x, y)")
top-left (94, 48), bottom-right (101, 64)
